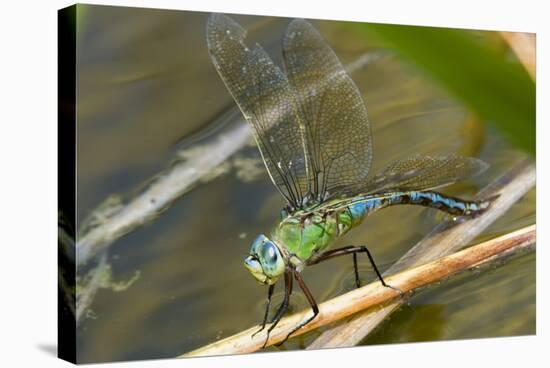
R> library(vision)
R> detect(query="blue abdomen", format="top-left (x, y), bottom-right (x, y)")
top-left (347, 190), bottom-right (491, 226)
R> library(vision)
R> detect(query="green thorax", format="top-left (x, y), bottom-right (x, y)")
top-left (271, 208), bottom-right (358, 261)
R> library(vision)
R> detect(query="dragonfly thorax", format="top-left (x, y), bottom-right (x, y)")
top-left (273, 210), bottom-right (348, 261)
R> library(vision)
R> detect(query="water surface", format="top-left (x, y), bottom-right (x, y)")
top-left (74, 5), bottom-right (535, 363)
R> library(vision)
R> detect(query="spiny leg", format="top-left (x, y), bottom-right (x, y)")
top-left (309, 245), bottom-right (402, 294)
top-left (353, 252), bottom-right (360, 288)
top-left (269, 270), bottom-right (293, 324)
top-left (261, 270), bottom-right (292, 348)
top-left (360, 246), bottom-right (402, 294)
top-left (252, 283), bottom-right (275, 338)
top-left (275, 270), bottom-right (319, 346)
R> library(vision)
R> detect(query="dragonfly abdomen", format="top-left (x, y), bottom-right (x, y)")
top-left (348, 190), bottom-right (491, 225)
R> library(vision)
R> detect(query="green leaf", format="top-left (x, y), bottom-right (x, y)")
top-left (350, 22), bottom-right (535, 155)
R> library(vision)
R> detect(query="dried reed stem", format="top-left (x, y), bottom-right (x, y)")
top-left (182, 224), bottom-right (535, 357)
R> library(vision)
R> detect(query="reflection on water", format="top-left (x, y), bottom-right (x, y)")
top-left (75, 5), bottom-right (535, 363)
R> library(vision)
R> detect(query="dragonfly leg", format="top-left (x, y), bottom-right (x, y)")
top-left (309, 245), bottom-right (403, 294)
top-left (275, 270), bottom-right (319, 346)
top-left (358, 246), bottom-right (403, 295)
top-left (308, 245), bottom-right (363, 286)
top-left (353, 252), bottom-right (360, 288)
top-left (252, 283), bottom-right (275, 338)
top-left (261, 270), bottom-right (292, 349)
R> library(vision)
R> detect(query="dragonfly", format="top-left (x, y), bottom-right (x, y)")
top-left (206, 13), bottom-right (493, 347)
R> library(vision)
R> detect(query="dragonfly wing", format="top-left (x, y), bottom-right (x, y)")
top-left (362, 155), bottom-right (489, 194)
top-left (317, 155), bottom-right (489, 211)
top-left (283, 19), bottom-right (373, 199)
top-left (207, 14), bottom-right (310, 207)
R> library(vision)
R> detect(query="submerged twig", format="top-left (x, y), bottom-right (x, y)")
top-left (307, 161), bottom-right (535, 349)
top-left (182, 224), bottom-right (535, 356)
top-left (76, 120), bottom-right (251, 266)
top-left (76, 252), bottom-right (108, 324)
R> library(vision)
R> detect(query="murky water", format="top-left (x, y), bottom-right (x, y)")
top-left (74, 5), bottom-right (535, 363)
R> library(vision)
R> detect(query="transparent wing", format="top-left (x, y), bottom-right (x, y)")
top-left (318, 155), bottom-right (489, 211)
top-left (207, 14), bottom-right (310, 208)
top-left (282, 19), bottom-right (373, 199)
top-left (363, 155), bottom-right (489, 193)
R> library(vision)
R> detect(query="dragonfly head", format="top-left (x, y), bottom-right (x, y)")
top-left (244, 234), bottom-right (285, 285)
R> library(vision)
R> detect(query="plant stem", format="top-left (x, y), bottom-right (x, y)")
top-left (182, 224), bottom-right (535, 356)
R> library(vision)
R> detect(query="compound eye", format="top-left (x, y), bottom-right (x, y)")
top-left (261, 241), bottom-right (278, 264)
top-left (249, 234), bottom-right (266, 256)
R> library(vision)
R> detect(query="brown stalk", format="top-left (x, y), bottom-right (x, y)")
top-left (182, 224), bottom-right (535, 357)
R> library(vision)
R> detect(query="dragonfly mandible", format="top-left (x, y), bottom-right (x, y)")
top-left (206, 13), bottom-right (493, 347)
